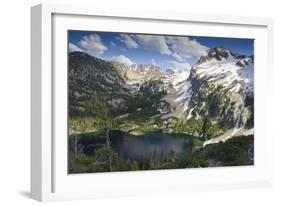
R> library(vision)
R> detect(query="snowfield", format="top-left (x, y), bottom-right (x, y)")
top-left (162, 71), bottom-right (193, 119)
top-left (116, 46), bottom-right (254, 146)
top-left (193, 53), bottom-right (254, 94)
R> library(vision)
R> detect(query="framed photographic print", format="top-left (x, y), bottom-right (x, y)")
top-left (31, 3), bottom-right (274, 201)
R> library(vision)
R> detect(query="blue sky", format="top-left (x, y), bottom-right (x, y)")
top-left (68, 30), bottom-right (253, 71)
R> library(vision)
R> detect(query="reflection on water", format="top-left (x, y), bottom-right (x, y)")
top-left (111, 133), bottom-right (191, 160)
top-left (78, 131), bottom-right (192, 160)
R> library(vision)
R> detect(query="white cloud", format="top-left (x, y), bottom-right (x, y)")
top-left (69, 43), bottom-right (83, 52)
top-left (167, 60), bottom-right (191, 73)
top-left (117, 34), bottom-right (208, 62)
top-left (120, 47), bottom-right (127, 52)
top-left (171, 52), bottom-right (184, 62)
top-left (117, 34), bottom-right (139, 48)
top-left (111, 55), bottom-right (135, 66)
top-left (135, 35), bottom-right (172, 55)
top-left (166, 36), bottom-right (209, 61)
top-left (79, 33), bottom-right (107, 56)
top-left (110, 41), bottom-right (116, 47)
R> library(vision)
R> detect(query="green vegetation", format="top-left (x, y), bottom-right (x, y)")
top-left (68, 52), bottom-right (254, 173)
top-left (203, 135), bottom-right (254, 166)
top-left (187, 135), bottom-right (254, 167)
top-left (69, 145), bottom-right (180, 173)
top-left (69, 135), bottom-right (253, 173)
top-left (170, 117), bottom-right (225, 141)
top-left (245, 96), bottom-right (254, 129)
top-left (68, 93), bottom-right (249, 174)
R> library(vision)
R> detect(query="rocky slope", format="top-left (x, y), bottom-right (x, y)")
top-left (188, 46), bottom-right (254, 129)
top-left (69, 52), bottom-right (131, 116)
top-left (69, 47), bottom-right (254, 138)
top-left (161, 71), bottom-right (192, 119)
top-left (111, 61), bottom-right (168, 84)
top-left (69, 52), bottom-right (169, 117)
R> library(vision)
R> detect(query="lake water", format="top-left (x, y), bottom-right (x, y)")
top-left (79, 131), bottom-right (193, 160)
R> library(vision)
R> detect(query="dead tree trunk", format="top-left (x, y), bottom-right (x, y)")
top-left (106, 127), bottom-right (112, 172)
top-left (74, 136), bottom-right (79, 156)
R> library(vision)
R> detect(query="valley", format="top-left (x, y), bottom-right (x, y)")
top-left (68, 46), bottom-right (254, 173)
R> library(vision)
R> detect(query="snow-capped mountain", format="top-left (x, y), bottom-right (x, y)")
top-left (115, 61), bottom-right (193, 118)
top-left (188, 46), bottom-right (254, 129)
top-left (194, 47), bottom-right (254, 94)
top-left (69, 47), bottom-right (254, 132)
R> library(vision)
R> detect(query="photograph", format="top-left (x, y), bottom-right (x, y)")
top-left (67, 30), bottom-right (254, 174)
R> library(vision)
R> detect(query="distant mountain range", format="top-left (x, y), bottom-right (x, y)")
top-left (69, 46), bottom-right (254, 135)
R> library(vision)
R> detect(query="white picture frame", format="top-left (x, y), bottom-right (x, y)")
top-left (31, 3), bottom-right (274, 202)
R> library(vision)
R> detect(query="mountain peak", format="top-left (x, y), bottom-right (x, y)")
top-left (207, 46), bottom-right (230, 60)
top-left (197, 46), bottom-right (231, 64)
